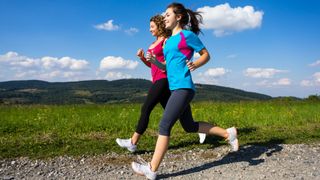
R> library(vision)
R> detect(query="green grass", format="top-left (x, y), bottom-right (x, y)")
top-left (1, 101), bottom-right (320, 158)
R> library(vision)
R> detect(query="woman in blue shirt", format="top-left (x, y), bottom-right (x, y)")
top-left (132, 3), bottom-right (239, 179)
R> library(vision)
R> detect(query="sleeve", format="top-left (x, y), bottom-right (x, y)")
top-left (185, 31), bottom-right (205, 52)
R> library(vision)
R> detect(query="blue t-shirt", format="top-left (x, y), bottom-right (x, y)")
top-left (164, 30), bottom-right (205, 91)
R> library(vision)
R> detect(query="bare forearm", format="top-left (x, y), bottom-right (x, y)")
top-left (187, 49), bottom-right (210, 71)
top-left (193, 52), bottom-right (210, 68)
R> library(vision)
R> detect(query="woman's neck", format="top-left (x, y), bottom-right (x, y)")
top-left (156, 36), bottom-right (164, 41)
top-left (172, 26), bottom-right (183, 36)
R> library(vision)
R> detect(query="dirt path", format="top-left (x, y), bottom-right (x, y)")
top-left (1, 143), bottom-right (319, 179)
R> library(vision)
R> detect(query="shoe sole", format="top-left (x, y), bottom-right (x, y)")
top-left (232, 138), bottom-right (239, 152)
top-left (199, 133), bottom-right (206, 144)
top-left (231, 128), bottom-right (239, 152)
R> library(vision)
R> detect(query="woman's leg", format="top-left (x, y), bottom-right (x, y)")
top-left (151, 89), bottom-right (194, 171)
top-left (198, 122), bottom-right (228, 138)
top-left (177, 96), bottom-right (238, 151)
top-left (132, 79), bottom-right (169, 144)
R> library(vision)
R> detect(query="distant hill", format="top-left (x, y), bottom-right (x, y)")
top-left (0, 79), bottom-right (272, 104)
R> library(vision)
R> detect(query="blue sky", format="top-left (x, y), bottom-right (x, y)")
top-left (0, 0), bottom-right (319, 98)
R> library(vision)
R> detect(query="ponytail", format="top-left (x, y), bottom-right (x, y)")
top-left (167, 3), bottom-right (203, 35)
top-left (186, 9), bottom-right (202, 35)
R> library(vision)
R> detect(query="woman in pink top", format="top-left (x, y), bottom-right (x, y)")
top-left (115, 15), bottom-right (171, 152)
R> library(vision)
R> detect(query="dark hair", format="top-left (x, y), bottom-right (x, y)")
top-left (167, 2), bottom-right (202, 35)
top-left (150, 15), bottom-right (171, 38)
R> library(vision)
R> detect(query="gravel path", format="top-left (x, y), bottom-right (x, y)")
top-left (1, 143), bottom-right (320, 180)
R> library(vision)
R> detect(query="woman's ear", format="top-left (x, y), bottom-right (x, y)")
top-left (176, 14), bottom-right (182, 22)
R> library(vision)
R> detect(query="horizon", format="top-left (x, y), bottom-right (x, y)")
top-left (1, 0), bottom-right (319, 98)
top-left (1, 78), bottom-right (317, 99)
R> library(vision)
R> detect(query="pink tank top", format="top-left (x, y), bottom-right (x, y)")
top-left (147, 39), bottom-right (167, 83)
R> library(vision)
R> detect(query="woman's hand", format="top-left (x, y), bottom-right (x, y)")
top-left (137, 48), bottom-right (145, 59)
top-left (186, 60), bottom-right (197, 71)
top-left (146, 51), bottom-right (156, 63)
top-left (187, 48), bottom-right (210, 71)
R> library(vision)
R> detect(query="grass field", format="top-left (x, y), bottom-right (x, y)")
top-left (1, 101), bottom-right (320, 158)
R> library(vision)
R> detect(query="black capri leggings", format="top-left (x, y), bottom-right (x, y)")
top-left (159, 89), bottom-right (199, 136)
top-left (135, 78), bottom-right (171, 134)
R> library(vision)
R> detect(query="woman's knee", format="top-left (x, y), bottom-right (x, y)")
top-left (159, 121), bottom-right (172, 136)
top-left (182, 122), bottom-right (199, 133)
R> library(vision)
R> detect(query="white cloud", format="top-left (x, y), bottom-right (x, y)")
top-left (104, 71), bottom-right (132, 80)
top-left (257, 80), bottom-right (270, 87)
top-left (10, 57), bottom-right (39, 68)
top-left (99, 56), bottom-right (138, 70)
top-left (0, 51), bottom-right (39, 67)
top-left (0, 51), bottom-right (90, 81)
top-left (300, 80), bottom-right (313, 87)
top-left (0, 51), bottom-right (20, 62)
top-left (59, 57), bottom-right (88, 70)
top-left (197, 3), bottom-right (263, 37)
top-left (94, 20), bottom-right (120, 31)
top-left (203, 68), bottom-right (228, 77)
top-left (300, 72), bottom-right (320, 87)
top-left (313, 72), bottom-right (320, 84)
top-left (15, 70), bottom-right (38, 78)
top-left (41, 56), bottom-right (88, 70)
top-left (309, 60), bottom-right (320, 67)
top-left (195, 67), bottom-right (229, 85)
top-left (256, 78), bottom-right (291, 87)
top-left (244, 68), bottom-right (287, 78)
top-left (125, 27), bottom-right (139, 35)
top-left (273, 78), bottom-right (291, 86)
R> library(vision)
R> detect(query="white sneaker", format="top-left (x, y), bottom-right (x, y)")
top-left (132, 157), bottom-right (157, 180)
top-left (226, 127), bottom-right (239, 152)
top-left (116, 138), bottom-right (137, 152)
top-left (199, 133), bottom-right (206, 144)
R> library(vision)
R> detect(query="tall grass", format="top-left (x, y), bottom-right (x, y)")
top-left (0, 101), bottom-right (319, 158)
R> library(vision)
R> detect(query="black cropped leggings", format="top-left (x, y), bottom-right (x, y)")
top-left (135, 78), bottom-right (171, 134)
top-left (159, 89), bottom-right (199, 136)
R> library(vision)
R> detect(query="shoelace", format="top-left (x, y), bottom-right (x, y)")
top-left (136, 155), bottom-right (148, 165)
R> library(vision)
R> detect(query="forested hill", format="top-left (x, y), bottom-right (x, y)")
top-left (0, 79), bottom-right (272, 104)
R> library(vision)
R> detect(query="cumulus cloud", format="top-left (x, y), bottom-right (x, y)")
top-left (195, 67), bottom-right (229, 84)
top-left (300, 72), bottom-right (320, 87)
top-left (104, 71), bottom-right (132, 80)
top-left (300, 80), bottom-right (313, 87)
top-left (202, 68), bottom-right (229, 77)
top-left (273, 78), bottom-right (291, 86)
top-left (313, 72), bottom-right (320, 84)
top-left (244, 68), bottom-right (287, 78)
top-left (256, 80), bottom-right (269, 86)
top-left (257, 78), bottom-right (291, 87)
top-left (125, 27), bottom-right (139, 35)
top-left (0, 51), bottom-right (39, 68)
top-left (309, 60), bottom-right (320, 67)
top-left (99, 56), bottom-right (138, 70)
top-left (197, 3), bottom-right (263, 37)
top-left (41, 56), bottom-right (88, 70)
top-left (0, 51), bottom-right (90, 81)
top-left (94, 20), bottom-right (120, 31)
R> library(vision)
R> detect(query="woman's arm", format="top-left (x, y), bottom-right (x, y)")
top-left (146, 51), bottom-right (166, 70)
top-left (186, 48), bottom-right (210, 71)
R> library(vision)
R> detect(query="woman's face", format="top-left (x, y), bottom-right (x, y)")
top-left (149, 21), bottom-right (158, 37)
top-left (164, 7), bottom-right (179, 30)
